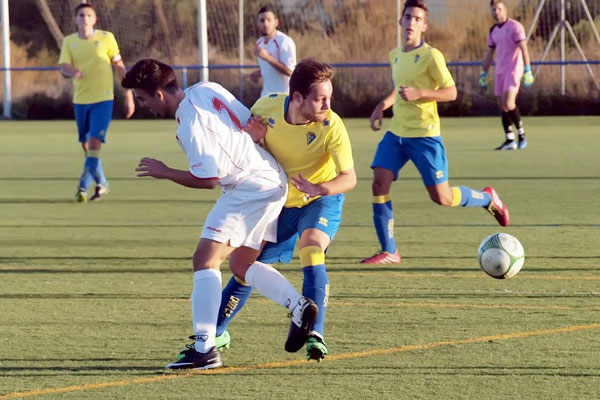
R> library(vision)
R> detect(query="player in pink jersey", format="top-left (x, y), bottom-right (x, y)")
top-left (480, 0), bottom-right (534, 150)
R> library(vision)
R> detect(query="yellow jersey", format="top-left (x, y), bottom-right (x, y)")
top-left (58, 30), bottom-right (121, 104)
top-left (388, 43), bottom-right (455, 137)
top-left (251, 94), bottom-right (354, 208)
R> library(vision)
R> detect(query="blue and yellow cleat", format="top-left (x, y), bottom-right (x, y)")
top-left (306, 335), bottom-right (328, 362)
top-left (518, 134), bottom-right (528, 150)
top-left (215, 330), bottom-right (231, 351)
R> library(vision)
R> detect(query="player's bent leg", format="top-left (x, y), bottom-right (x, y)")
top-left (362, 168), bottom-right (400, 264)
top-left (426, 181), bottom-right (454, 206)
top-left (215, 275), bottom-right (252, 348)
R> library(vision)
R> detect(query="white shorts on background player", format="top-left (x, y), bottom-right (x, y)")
top-left (256, 30), bottom-right (296, 96)
top-left (175, 81), bottom-right (287, 249)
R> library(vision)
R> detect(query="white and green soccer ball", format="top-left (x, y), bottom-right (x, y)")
top-left (478, 233), bottom-right (525, 279)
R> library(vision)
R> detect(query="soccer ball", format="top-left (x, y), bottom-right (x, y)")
top-left (478, 233), bottom-right (524, 279)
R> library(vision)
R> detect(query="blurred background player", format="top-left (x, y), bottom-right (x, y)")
top-left (123, 59), bottom-right (317, 370)
top-left (216, 59), bottom-right (356, 361)
top-left (250, 5), bottom-right (297, 96)
top-left (361, 0), bottom-right (510, 265)
top-left (480, 0), bottom-right (534, 150)
top-left (58, 3), bottom-right (135, 202)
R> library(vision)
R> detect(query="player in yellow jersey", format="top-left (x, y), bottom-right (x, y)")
top-left (361, 0), bottom-right (510, 265)
top-left (58, 3), bottom-right (134, 202)
top-left (215, 59), bottom-right (356, 361)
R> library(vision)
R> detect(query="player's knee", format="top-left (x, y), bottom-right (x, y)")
top-left (372, 179), bottom-right (391, 196)
top-left (192, 250), bottom-right (221, 271)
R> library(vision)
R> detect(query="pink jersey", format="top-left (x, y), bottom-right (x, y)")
top-left (487, 18), bottom-right (526, 76)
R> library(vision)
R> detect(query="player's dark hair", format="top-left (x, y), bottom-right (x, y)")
top-left (289, 58), bottom-right (334, 98)
top-left (74, 3), bottom-right (95, 16)
top-left (121, 59), bottom-right (179, 94)
top-left (257, 5), bottom-right (278, 18)
top-left (490, 0), bottom-right (505, 6)
top-left (402, 0), bottom-right (429, 17)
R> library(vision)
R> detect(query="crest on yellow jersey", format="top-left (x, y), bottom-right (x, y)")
top-left (306, 132), bottom-right (316, 145)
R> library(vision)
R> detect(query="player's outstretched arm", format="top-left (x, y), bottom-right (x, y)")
top-left (370, 89), bottom-right (396, 131)
top-left (136, 157), bottom-right (218, 189)
top-left (114, 59), bottom-right (135, 118)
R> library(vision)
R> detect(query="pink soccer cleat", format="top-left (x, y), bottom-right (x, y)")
top-left (360, 249), bottom-right (401, 264)
top-left (482, 186), bottom-right (510, 227)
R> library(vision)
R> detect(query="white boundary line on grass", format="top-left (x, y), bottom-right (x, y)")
top-left (1, 323), bottom-right (599, 399)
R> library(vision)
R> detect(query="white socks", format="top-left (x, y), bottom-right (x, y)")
top-left (191, 269), bottom-right (222, 353)
top-left (244, 261), bottom-right (301, 310)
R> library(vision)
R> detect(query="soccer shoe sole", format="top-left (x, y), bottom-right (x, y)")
top-left (306, 339), bottom-right (328, 362)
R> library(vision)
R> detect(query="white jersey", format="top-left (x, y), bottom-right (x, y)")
top-left (256, 30), bottom-right (296, 96)
top-left (175, 82), bottom-right (285, 191)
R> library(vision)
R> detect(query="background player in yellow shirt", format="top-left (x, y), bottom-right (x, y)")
top-left (215, 59), bottom-right (356, 361)
top-left (361, 0), bottom-right (510, 265)
top-left (58, 3), bottom-right (134, 202)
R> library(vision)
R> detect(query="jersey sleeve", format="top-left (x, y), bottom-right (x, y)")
top-left (57, 37), bottom-right (72, 65)
top-left (279, 37), bottom-right (297, 69)
top-left (177, 110), bottom-right (219, 179)
top-left (513, 21), bottom-right (526, 43)
top-left (487, 28), bottom-right (496, 48)
top-left (428, 48), bottom-right (455, 89)
top-left (105, 31), bottom-right (121, 62)
top-left (326, 114), bottom-right (354, 172)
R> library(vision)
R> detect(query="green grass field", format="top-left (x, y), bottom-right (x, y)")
top-left (1, 117), bottom-right (599, 399)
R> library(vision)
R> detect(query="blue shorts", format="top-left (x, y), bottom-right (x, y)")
top-left (73, 100), bottom-right (113, 143)
top-left (258, 194), bottom-right (345, 264)
top-left (371, 131), bottom-right (449, 187)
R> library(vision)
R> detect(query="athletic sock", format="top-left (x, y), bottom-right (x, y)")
top-left (501, 111), bottom-right (515, 139)
top-left (244, 261), bottom-right (301, 310)
top-left (451, 186), bottom-right (492, 208)
top-left (216, 275), bottom-right (253, 336)
top-left (508, 107), bottom-right (524, 135)
top-left (78, 154), bottom-right (99, 192)
top-left (302, 264), bottom-right (328, 337)
top-left (372, 195), bottom-right (396, 253)
top-left (191, 269), bottom-right (222, 353)
top-left (94, 158), bottom-right (108, 186)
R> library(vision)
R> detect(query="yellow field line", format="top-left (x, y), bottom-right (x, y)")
top-left (1, 323), bottom-right (599, 399)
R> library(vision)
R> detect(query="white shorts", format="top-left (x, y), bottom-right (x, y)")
top-left (201, 181), bottom-right (287, 250)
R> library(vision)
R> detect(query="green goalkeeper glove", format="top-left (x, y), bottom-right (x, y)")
top-left (522, 65), bottom-right (534, 88)
top-left (479, 70), bottom-right (488, 89)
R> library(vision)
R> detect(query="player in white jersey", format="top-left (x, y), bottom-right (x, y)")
top-left (122, 59), bottom-right (317, 370)
top-left (250, 5), bottom-right (297, 96)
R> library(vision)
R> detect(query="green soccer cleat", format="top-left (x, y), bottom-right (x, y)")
top-left (306, 335), bottom-right (328, 362)
top-left (215, 330), bottom-right (231, 351)
top-left (75, 189), bottom-right (87, 203)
